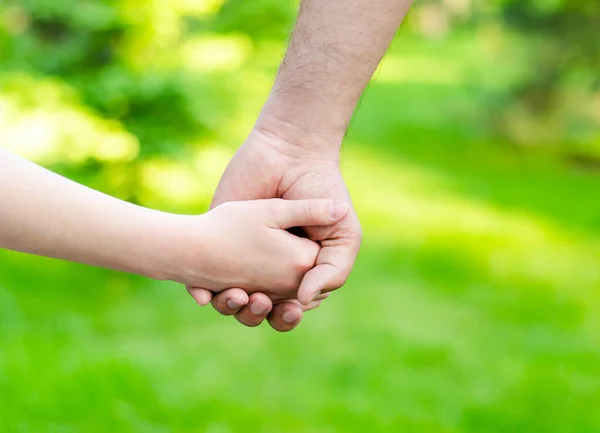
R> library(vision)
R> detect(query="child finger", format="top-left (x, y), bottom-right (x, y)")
top-left (211, 288), bottom-right (249, 315)
top-left (234, 292), bottom-right (273, 327)
top-left (186, 286), bottom-right (213, 306)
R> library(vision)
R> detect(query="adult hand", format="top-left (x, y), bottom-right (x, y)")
top-left (186, 122), bottom-right (362, 332)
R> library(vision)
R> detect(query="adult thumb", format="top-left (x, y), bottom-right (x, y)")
top-left (272, 199), bottom-right (348, 229)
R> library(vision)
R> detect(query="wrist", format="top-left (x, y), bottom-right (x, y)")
top-left (253, 110), bottom-right (343, 163)
top-left (129, 211), bottom-right (196, 283)
top-left (261, 78), bottom-right (357, 137)
top-left (143, 213), bottom-right (213, 287)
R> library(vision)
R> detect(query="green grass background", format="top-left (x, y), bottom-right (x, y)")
top-left (1, 20), bottom-right (600, 433)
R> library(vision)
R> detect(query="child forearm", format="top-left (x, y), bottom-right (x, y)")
top-left (0, 150), bottom-right (345, 299)
top-left (0, 150), bottom-right (174, 279)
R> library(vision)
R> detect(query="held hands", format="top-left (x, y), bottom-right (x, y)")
top-left (187, 123), bottom-right (363, 331)
top-left (175, 199), bottom-right (348, 300)
top-left (0, 133), bottom-right (359, 333)
top-left (0, 149), bottom-right (355, 327)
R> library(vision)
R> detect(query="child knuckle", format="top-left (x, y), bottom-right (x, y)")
top-left (305, 201), bottom-right (320, 223)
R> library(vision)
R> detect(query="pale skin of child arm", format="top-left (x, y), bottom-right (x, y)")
top-left (0, 149), bottom-right (348, 299)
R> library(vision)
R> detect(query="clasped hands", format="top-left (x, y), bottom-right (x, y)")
top-left (185, 126), bottom-right (362, 332)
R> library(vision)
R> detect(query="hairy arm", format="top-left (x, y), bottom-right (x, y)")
top-left (258, 0), bottom-right (413, 150)
top-left (204, 0), bottom-right (413, 329)
top-left (260, 0), bottom-right (414, 303)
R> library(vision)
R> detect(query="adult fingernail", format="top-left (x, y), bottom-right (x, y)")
top-left (227, 299), bottom-right (244, 310)
top-left (283, 311), bottom-right (298, 324)
top-left (330, 201), bottom-right (347, 219)
top-left (312, 291), bottom-right (322, 302)
top-left (251, 303), bottom-right (268, 316)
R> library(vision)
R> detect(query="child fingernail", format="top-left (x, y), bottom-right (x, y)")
top-left (283, 311), bottom-right (297, 324)
top-left (227, 299), bottom-right (244, 309)
top-left (330, 201), bottom-right (347, 219)
top-left (251, 303), bottom-right (268, 316)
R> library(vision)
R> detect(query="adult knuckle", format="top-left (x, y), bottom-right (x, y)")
top-left (331, 276), bottom-right (347, 291)
top-left (330, 266), bottom-right (351, 290)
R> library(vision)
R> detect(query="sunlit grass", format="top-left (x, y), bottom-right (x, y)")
top-left (345, 146), bottom-right (600, 293)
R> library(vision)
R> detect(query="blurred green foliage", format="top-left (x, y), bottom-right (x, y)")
top-left (404, 0), bottom-right (600, 154)
top-left (2, 0), bottom-right (598, 171)
top-left (1, 1), bottom-right (600, 432)
top-left (496, 0), bottom-right (600, 153)
top-left (1, 0), bottom-right (289, 206)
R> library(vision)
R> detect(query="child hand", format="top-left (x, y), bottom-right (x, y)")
top-left (0, 151), bottom-right (347, 305)
top-left (164, 199), bottom-right (348, 301)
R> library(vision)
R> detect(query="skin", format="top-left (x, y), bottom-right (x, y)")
top-left (188, 0), bottom-right (414, 331)
top-left (0, 149), bottom-right (348, 296)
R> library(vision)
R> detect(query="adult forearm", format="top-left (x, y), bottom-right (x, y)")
top-left (257, 0), bottom-right (412, 151)
top-left (0, 150), bottom-right (173, 279)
